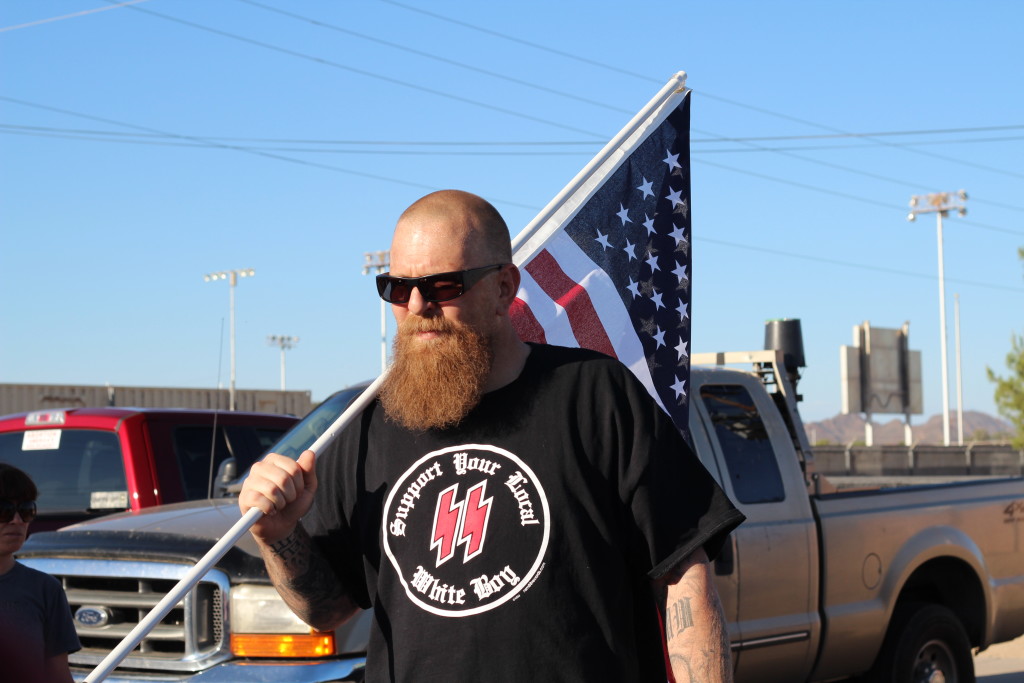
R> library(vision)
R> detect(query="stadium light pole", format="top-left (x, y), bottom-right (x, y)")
top-left (907, 190), bottom-right (967, 446)
top-left (267, 335), bottom-right (299, 391)
top-left (362, 251), bottom-right (390, 374)
top-left (954, 294), bottom-right (964, 446)
top-left (204, 268), bottom-right (256, 411)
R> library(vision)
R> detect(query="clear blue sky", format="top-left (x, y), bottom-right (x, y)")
top-left (2, 0), bottom-right (1022, 425)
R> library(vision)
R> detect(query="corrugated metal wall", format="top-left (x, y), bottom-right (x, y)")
top-left (0, 383), bottom-right (313, 417)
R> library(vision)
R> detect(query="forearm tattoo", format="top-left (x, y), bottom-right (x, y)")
top-left (665, 595), bottom-right (695, 640)
top-left (266, 525), bottom-right (349, 627)
top-left (269, 531), bottom-right (311, 572)
top-left (664, 569), bottom-right (733, 682)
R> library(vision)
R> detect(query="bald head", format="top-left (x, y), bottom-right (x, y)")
top-left (395, 190), bottom-right (511, 265)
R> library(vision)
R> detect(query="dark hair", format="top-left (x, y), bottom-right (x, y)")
top-left (0, 463), bottom-right (38, 502)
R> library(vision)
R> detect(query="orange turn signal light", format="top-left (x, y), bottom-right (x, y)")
top-left (230, 632), bottom-right (336, 658)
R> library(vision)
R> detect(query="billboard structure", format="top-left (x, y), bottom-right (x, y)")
top-left (840, 322), bottom-right (923, 446)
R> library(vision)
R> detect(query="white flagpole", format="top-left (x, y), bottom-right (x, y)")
top-left (84, 373), bottom-right (387, 683)
top-left (88, 70), bottom-right (691, 682)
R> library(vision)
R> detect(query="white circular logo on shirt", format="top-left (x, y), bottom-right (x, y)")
top-left (382, 443), bottom-right (550, 617)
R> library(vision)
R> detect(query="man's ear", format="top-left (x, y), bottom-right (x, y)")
top-left (496, 264), bottom-right (522, 313)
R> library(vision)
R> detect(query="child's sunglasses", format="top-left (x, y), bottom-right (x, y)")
top-left (0, 500), bottom-right (37, 524)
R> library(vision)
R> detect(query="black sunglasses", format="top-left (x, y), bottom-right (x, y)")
top-left (0, 500), bottom-right (37, 524)
top-left (376, 264), bottom-right (506, 304)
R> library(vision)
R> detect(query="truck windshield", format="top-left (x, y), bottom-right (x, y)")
top-left (234, 384), bottom-right (370, 477)
top-left (0, 429), bottom-right (127, 515)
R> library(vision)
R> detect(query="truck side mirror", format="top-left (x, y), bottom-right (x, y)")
top-left (213, 458), bottom-right (237, 497)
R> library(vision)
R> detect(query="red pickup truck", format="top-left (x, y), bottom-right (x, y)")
top-left (0, 407), bottom-right (298, 532)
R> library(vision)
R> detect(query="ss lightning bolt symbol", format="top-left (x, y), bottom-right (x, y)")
top-left (431, 481), bottom-right (492, 567)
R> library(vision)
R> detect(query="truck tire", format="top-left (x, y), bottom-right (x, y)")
top-left (869, 602), bottom-right (975, 683)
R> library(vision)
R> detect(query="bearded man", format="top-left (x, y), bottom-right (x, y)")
top-left (239, 190), bottom-right (744, 683)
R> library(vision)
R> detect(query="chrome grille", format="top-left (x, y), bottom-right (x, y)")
top-left (20, 558), bottom-right (231, 674)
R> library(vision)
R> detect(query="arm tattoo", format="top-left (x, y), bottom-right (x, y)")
top-left (670, 654), bottom-right (698, 683)
top-left (665, 595), bottom-right (695, 640)
top-left (265, 525), bottom-right (350, 628)
top-left (269, 531), bottom-right (311, 572)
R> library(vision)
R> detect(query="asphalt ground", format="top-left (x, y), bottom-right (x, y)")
top-left (976, 632), bottom-right (1024, 682)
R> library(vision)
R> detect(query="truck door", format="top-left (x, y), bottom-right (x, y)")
top-left (694, 378), bottom-right (820, 683)
top-left (686, 408), bottom-right (741, 650)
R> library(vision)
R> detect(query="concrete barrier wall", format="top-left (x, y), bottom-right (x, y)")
top-left (0, 383), bottom-right (313, 417)
top-left (813, 444), bottom-right (1023, 476)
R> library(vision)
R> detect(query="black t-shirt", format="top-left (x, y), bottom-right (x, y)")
top-left (0, 561), bottom-right (81, 682)
top-left (308, 343), bottom-right (744, 682)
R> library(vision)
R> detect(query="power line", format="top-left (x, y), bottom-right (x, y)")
top-left (695, 136), bottom-right (1024, 152)
top-left (8, 122), bottom-right (1024, 148)
top-left (376, 0), bottom-right (656, 83)
top-left (0, 0), bottom-right (149, 33)
top-left (692, 124), bottom-right (1024, 143)
top-left (5, 105), bottom-right (1018, 293)
top-left (696, 236), bottom-right (1024, 294)
top-left (695, 157), bottom-right (1024, 237)
top-left (23, 5), bottom-right (1024, 226)
top-left (234, 2), bottom-right (1024, 206)
top-left (109, 1), bottom-right (607, 139)
top-left (234, 0), bottom-right (632, 118)
top-left (7, 123), bottom-right (1022, 226)
top-left (0, 127), bottom-right (595, 155)
top-left (0, 96), bottom-right (539, 211)
top-left (377, 0), bottom-right (1023, 180)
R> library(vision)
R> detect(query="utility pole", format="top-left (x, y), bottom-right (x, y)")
top-left (907, 190), bottom-right (967, 446)
top-left (267, 335), bottom-right (299, 391)
top-left (362, 251), bottom-right (390, 374)
top-left (954, 294), bottom-right (964, 446)
top-left (204, 268), bottom-right (256, 410)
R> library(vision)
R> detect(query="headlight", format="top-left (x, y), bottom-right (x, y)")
top-left (230, 585), bottom-right (335, 658)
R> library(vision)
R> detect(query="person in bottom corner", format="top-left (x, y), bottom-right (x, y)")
top-left (0, 463), bottom-right (81, 683)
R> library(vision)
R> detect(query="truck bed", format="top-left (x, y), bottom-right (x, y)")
top-left (809, 475), bottom-right (1024, 681)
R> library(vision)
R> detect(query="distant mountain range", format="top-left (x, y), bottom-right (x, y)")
top-left (804, 411), bottom-right (1013, 445)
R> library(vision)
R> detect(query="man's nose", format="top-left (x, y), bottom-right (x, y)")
top-left (406, 286), bottom-right (438, 317)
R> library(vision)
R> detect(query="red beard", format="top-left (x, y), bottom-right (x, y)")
top-left (379, 316), bottom-right (493, 431)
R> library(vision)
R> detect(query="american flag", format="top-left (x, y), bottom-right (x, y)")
top-left (510, 80), bottom-right (692, 437)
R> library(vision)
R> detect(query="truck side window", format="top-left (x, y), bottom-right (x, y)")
top-left (700, 384), bottom-right (785, 504)
top-left (172, 427), bottom-right (232, 500)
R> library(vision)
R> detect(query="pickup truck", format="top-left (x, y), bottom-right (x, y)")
top-left (0, 407), bottom-right (298, 532)
top-left (17, 342), bottom-right (1024, 682)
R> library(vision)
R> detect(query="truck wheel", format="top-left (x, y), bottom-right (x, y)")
top-left (871, 603), bottom-right (975, 683)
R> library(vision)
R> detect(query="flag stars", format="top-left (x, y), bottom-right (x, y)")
top-left (636, 177), bottom-right (654, 200)
top-left (595, 230), bottom-right (613, 251)
top-left (646, 251), bottom-right (660, 273)
top-left (663, 150), bottom-right (682, 172)
top-left (622, 239), bottom-right (637, 261)
top-left (625, 278), bottom-right (641, 299)
top-left (678, 301), bottom-right (689, 320)
top-left (652, 326), bottom-right (667, 349)
top-left (616, 203), bottom-right (632, 226)
top-left (666, 187), bottom-right (684, 208)
top-left (673, 261), bottom-right (689, 282)
top-left (651, 290), bottom-right (665, 311)
top-left (643, 213), bottom-right (656, 236)
top-left (671, 376), bottom-right (688, 399)
top-left (675, 339), bottom-right (689, 361)
top-left (669, 223), bottom-right (688, 247)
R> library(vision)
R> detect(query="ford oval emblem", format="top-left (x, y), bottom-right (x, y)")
top-left (74, 606), bottom-right (111, 628)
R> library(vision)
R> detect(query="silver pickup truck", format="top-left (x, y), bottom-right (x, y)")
top-left (18, 346), bottom-right (1024, 682)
